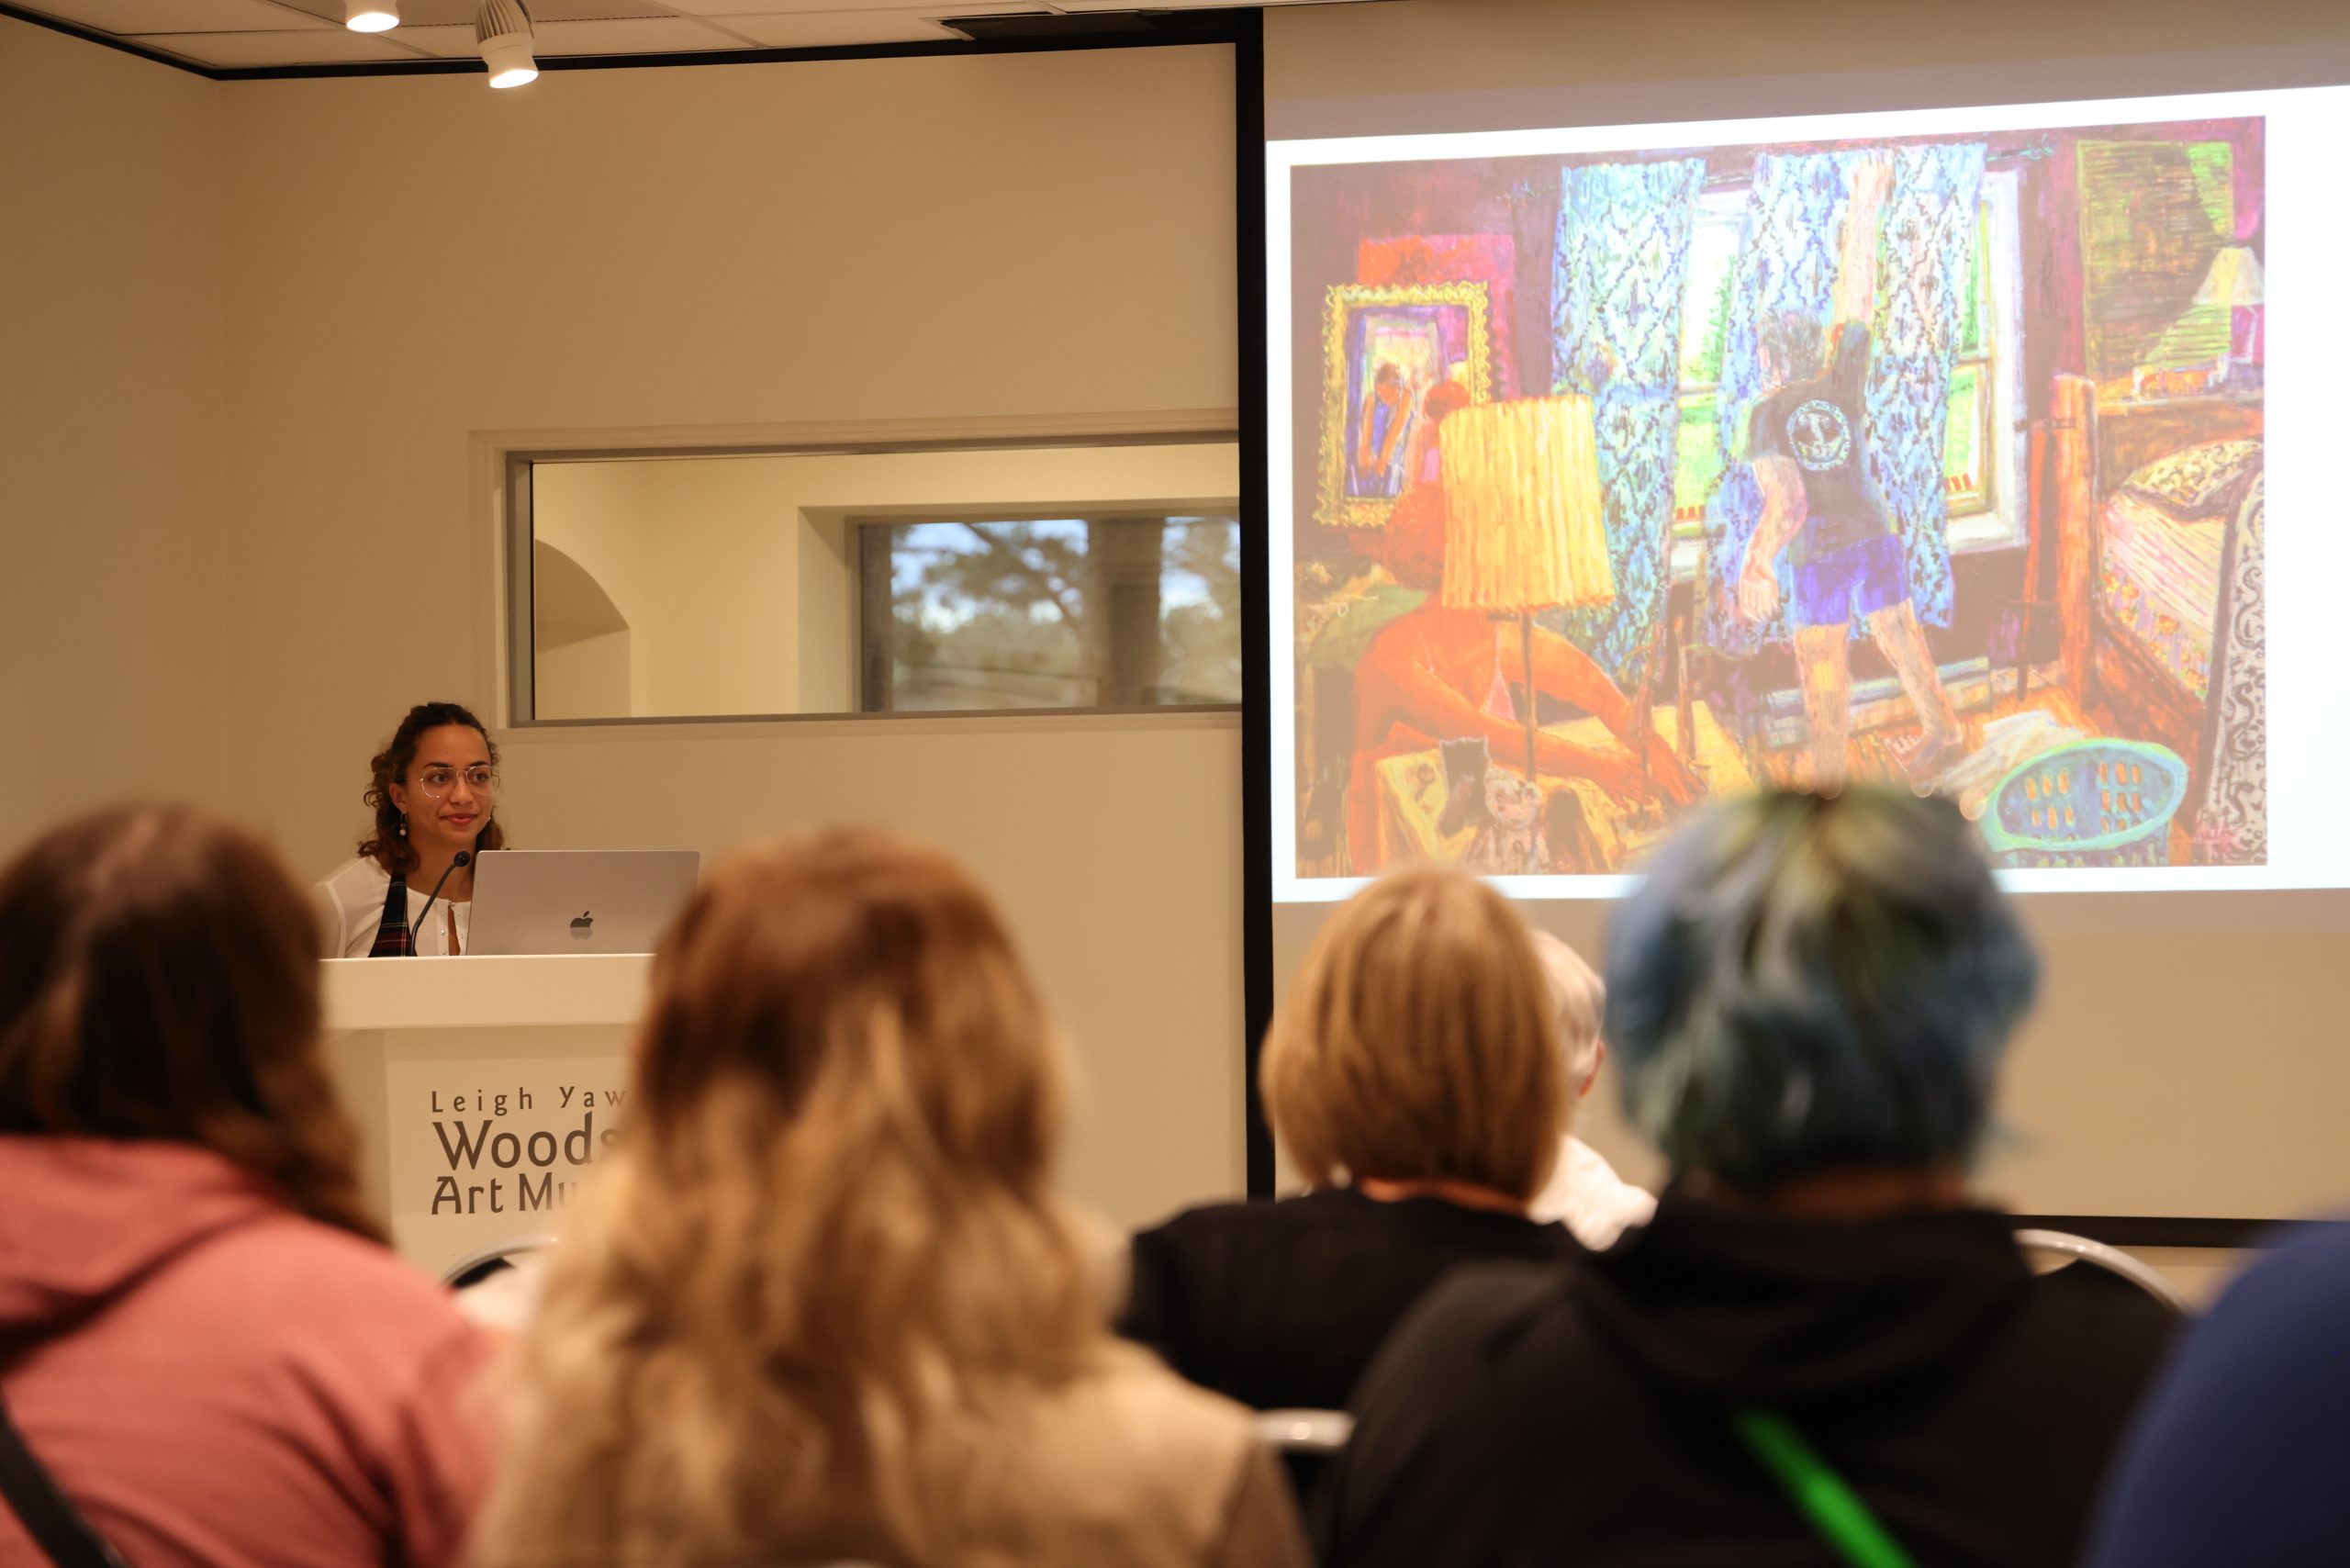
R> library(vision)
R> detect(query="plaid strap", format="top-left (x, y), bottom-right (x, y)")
top-left (367, 869), bottom-right (413, 958)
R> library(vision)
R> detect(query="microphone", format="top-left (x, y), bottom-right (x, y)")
top-left (410, 850), bottom-right (471, 956)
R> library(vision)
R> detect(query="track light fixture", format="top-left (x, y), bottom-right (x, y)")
top-left (476, 0), bottom-right (538, 88)
top-left (343, 0), bottom-right (398, 30)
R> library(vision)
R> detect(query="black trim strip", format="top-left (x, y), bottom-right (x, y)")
top-left (1236, 9), bottom-right (1274, 1201)
top-left (2, 2), bottom-right (1244, 84)
top-left (212, 30), bottom-right (1241, 82)
top-left (0, 0), bottom-right (212, 76)
top-left (2011, 1215), bottom-right (2341, 1249)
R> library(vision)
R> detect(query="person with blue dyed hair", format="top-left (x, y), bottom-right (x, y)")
top-left (1605, 784), bottom-right (2030, 1192)
top-left (1316, 789), bottom-right (2175, 1568)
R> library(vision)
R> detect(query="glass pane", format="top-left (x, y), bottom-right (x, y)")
top-left (1957, 205), bottom-right (1988, 356)
top-left (1678, 214), bottom-right (1740, 387)
top-left (1944, 361), bottom-right (1986, 515)
top-left (1673, 395), bottom-right (1724, 532)
top-left (870, 516), bottom-right (1240, 711)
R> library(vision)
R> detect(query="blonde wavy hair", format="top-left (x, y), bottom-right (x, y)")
top-left (474, 828), bottom-right (1104, 1568)
top-left (1262, 865), bottom-right (1566, 1201)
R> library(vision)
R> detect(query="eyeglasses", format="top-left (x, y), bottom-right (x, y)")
top-left (416, 766), bottom-right (498, 798)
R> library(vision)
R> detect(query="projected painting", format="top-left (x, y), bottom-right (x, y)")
top-left (1288, 118), bottom-right (2267, 880)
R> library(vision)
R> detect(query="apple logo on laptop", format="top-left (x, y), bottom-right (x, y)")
top-left (570, 910), bottom-right (594, 941)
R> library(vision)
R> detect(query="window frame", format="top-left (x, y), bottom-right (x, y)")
top-left (1943, 166), bottom-right (2027, 554)
top-left (498, 427), bottom-right (1243, 730)
top-left (1663, 168), bottom-right (2028, 565)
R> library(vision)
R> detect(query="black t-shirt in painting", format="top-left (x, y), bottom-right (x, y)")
top-left (1116, 1185), bottom-right (1576, 1413)
top-left (1749, 322), bottom-right (1891, 563)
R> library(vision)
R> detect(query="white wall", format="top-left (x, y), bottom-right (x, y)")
top-left (531, 465), bottom-right (655, 712)
top-left (208, 45), bottom-right (1244, 1227)
top-left (0, 20), bottom-right (229, 847)
top-left (535, 625), bottom-right (632, 719)
top-left (532, 537), bottom-right (633, 719)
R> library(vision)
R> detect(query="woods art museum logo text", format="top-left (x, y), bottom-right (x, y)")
top-left (425, 1081), bottom-right (623, 1216)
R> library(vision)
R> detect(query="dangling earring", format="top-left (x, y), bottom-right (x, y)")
top-left (398, 815), bottom-right (408, 838)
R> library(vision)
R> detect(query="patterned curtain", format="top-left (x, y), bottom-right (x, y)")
top-left (1870, 141), bottom-right (1986, 630)
top-left (1701, 143), bottom-right (1984, 654)
top-left (1550, 157), bottom-right (1706, 687)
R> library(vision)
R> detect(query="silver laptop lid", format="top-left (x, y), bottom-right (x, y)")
top-left (467, 850), bottom-right (699, 957)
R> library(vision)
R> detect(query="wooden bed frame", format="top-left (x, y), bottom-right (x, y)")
top-left (2050, 375), bottom-right (2263, 842)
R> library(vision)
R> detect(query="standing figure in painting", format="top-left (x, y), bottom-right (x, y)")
top-left (1347, 381), bottom-right (1701, 874)
top-left (1354, 363), bottom-right (1417, 498)
top-left (1736, 156), bottom-right (1965, 790)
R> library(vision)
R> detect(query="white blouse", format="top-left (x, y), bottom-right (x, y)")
top-left (313, 856), bottom-right (474, 958)
top-left (1529, 1135), bottom-right (1659, 1251)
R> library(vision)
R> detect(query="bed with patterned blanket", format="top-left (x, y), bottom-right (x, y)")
top-left (2098, 442), bottom-right (2259, 700)
top-left (2089, 436), bottom-right (2266, 863)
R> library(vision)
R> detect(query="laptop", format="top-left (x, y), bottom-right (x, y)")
top-left (466, 849), bottom-right (699, 957)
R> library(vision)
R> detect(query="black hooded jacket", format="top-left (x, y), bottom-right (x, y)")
top-left (1315, 1189), bottom-right (2174, 1568)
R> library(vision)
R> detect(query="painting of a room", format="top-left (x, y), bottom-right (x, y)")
top-left (1289, 118), bottom-right (2267, 879)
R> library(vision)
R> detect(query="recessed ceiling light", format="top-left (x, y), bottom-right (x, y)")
top-left (343, 0), bottom-right (398, 31)
top-left (476, 0), bottom-right (538, 88)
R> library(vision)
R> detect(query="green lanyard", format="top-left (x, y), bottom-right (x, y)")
top-left (1731, 1408), bottom-right (1919, 1568)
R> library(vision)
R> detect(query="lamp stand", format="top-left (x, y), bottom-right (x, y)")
top-left (1520, 610), bottom-right (1539, 784)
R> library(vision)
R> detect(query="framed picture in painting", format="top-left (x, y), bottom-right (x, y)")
top-left (1316, 281), bottom-right (1494, 530)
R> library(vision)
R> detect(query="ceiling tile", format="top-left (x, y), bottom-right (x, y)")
top-left (19, 0), bottom-right (333, 33)
top-left (394, 15), bottom-right (754, 52)
top-left (527, 16), bottom-right (749, 50)
top-left (532, 0), bottom-right (711, 17)
top-left (712, 7), bottom-right (1013, 44)
top-left (378, 22), bottom-right (485, 55)
top-left (658, 0), bottom-right (945, 14)
top-left (124, 26), bottom-right (420, 62)
top-left (267, 0), bottom-right (689, 22)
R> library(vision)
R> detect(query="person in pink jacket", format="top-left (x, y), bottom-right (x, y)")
top-left (0, 803), bottom-right (492, 1568)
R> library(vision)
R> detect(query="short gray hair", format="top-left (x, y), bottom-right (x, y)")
top-left (1603, 789), bottom-right (2038, 1190)
top-left (1528, 929), bottom-right (1604, 1089)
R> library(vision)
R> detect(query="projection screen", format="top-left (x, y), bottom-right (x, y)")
top-left (1259, 28), bottom-right (2350, 1228)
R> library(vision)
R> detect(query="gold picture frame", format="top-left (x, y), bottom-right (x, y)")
top-left (1316, 281), bottom-right (1494, 530)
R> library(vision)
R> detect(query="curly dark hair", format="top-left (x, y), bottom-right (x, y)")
top-left (0, 803), bottom-right (384, 1241)
top-left (1757, 308), bottom-right (1829, 386)
top-left (357, 700), bottom-right (509, 875)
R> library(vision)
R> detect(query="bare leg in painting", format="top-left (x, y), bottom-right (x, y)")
top-left (1793, 623), bottom-right (1853, 791)
top-left (1868, 599), bottom-right (1967, 789)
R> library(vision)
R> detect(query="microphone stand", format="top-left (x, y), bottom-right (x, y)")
top-left (409, 849), bottom-right (471, 956)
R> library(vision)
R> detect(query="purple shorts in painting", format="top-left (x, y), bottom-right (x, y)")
top-left (1793, 532), bottom-right (1907, 628)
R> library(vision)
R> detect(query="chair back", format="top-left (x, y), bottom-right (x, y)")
top-left (1254, 1408), bottom-right (1354, 1454)
top-left (2014, 1228), bottom-right (2190, 1315)
top-left (442, 1234), bottom-right (558, 1288)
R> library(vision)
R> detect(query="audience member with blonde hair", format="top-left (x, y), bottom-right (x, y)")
top-left (1525, 929), bottom-right (1657, 1249)
top-left (1117, 865), bottom-right (1574, 1414)
top-left (0, 804), bottom-right (491, 1568)
top-left (1318, 789), bottom-right (2173, 1568)
top-left (473, 828), bottom-right (1309, 1568)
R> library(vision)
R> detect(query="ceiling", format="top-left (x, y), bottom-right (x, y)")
top-left (8, 0), bottom-right (1318, 72)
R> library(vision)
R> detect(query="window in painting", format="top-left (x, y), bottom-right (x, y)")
top-left (1667, 170), bottom-right (2024, 554)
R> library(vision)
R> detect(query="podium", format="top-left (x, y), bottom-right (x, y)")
top-left (322, 956), bottom-right (650, 1279)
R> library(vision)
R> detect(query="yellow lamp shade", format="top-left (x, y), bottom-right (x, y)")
top-left (1439, 395), bottom-right (1615, 613)
top-left (2193, 245), bottom-right (2265, 308)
